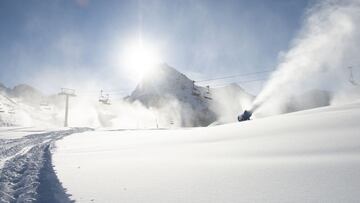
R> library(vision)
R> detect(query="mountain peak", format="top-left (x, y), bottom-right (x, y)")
top-left (132, 63), bottom-right (193, 96)
top-left (142, 63), bottom-right (191, 83)
top-left (0, 82), bottom-right (8, 91)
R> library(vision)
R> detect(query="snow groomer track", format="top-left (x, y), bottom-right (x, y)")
top-left (0, 128), bottom-right (91, 203)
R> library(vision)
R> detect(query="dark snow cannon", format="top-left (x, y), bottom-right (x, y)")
top-left (238, 110), bottom-right (253, 122)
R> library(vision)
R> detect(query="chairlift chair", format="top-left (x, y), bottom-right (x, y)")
top-left (99, 90), bottom-right (111, 105)
top-left (8, 108), bottom-right (15, 114)
top-left (0, 103), bottom-right (4, 113)
top-left (204, 85), bottom-right (212, 100)
top-left (40, 100), bottom-right (52, 110)
top-left (40, 102), bottom-right (49, 107)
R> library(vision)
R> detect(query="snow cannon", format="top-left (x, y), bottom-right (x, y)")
top-left (238, 110), bottom-right (253, 122)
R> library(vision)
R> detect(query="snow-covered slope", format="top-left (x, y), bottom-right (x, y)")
top-left (0, 94), bottom-right (25, 126)
top-left (0, 128), bottom-right (92, 202)
top-left (53, 101), bottom-right (360, 202)
top-left (0, 91), bottom-right (60, 127)
top-left (128, 64), bottom-right (253, 126)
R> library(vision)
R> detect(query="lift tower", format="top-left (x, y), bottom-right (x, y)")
top-left (58, 88), bottom-right (76, 127)
top-left (348, 66), bottom-right (359, 86)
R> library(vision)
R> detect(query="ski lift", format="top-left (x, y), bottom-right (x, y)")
top-left (348, 66), bottom-right (359, 86)
top-left (40, 100), bottom-right (52, 110)
top-left (99, 90), bottom-right (111, 105)
top-left (204, 85), bottom-right (212, 100)
top-left (192, 81), bottom-right (201, 96)
top-left (40, 102), bottom-right (49, 107)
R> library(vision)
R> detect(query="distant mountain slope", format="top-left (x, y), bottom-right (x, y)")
top-left (10, 84), bottom-right (45, 106)
top-left (0, 83), bottom-right (10, 94)
top-left (0, 83), bottom-right (46, 106)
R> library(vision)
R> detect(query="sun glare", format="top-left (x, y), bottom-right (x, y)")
top-left (123, 40), bottom-right (161, 80)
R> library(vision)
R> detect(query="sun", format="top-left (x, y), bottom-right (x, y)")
top-left (123, 39), bottom-right (161, 80)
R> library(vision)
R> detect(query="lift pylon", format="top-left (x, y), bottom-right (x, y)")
top-left (58, 88), bottom-right (76, 127)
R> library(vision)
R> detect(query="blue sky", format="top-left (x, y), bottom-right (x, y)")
top-left (0, 0), bottom-right (311, 94)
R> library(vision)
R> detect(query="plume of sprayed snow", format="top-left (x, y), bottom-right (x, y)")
top-left (252, 0), bottom-right (360, 116)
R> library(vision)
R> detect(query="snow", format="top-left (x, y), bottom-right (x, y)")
top-left (0, 93), bottom-right (61, 128)
top-left (0, 128), bottom-right (91, 202)
top-left (53, 101), bottom-right (360, 202)
top-left (0, 127), bottom-right (50, 139)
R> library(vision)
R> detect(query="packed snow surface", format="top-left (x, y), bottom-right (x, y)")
top-left (0, 127), bottom-right (91, 202)
top-left (53, 101), bottom-right (360, 203)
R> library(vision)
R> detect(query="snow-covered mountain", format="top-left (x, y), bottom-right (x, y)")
top-left (10, 84), bottom-right (45, 106)
top-left (0, 83), bottom-right (46, 106)
top-left (127, 64), bottom-right (254, 127)
top-left (0, 83), bottom-right (10, 94)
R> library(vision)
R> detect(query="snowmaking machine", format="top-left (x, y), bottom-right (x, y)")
top-left (238, 110), bottom-right (253, 122)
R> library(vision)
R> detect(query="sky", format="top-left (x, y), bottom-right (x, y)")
top-left (0, 0), bottom-right (311, 95)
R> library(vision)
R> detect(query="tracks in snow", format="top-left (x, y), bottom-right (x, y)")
top-left (0, 128), bottom-right (92, 203)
